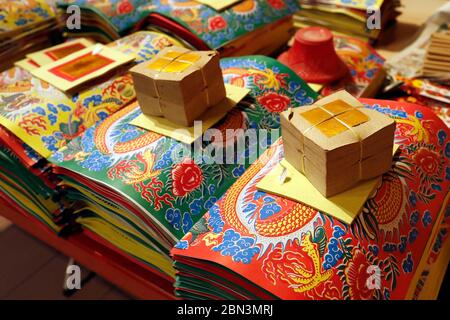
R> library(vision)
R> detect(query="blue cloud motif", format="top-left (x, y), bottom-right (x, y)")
top-left (97, 111), bottom-right (109, 121)
top-left (408, 228), bottom-right (418, 244)
top-left (263, 196), bottom-right (276, 203)
top-left (399, 236), bottom-right (407, 253)
top-left (189, 198), bottom-right (203, 216)
top-left (208, 204), bottom-right (224, 234)
top-left (232, 165), bottom-right (245, 178)
top-left (446, 142), bottom-right (450, 159)
top-left (289, 81), bottom-right (300, 92)
top-left (204, 196), bottom-right (217, 211)
top-left (402, 253), bottom-right (414, 273)
top-left (154, 144), bottom-right (177, 170)
top-left (243, 203), bottom-right (257, 214)
top-left (253, 191), bottom-right (265, 200)
top-left (42, 135), bottom-right (60, 152)
top-left (433, 229), bottom-right (447, 253)
top-left (208, 184), bottom-right (216, 195)
top-left (83, 94), bottom-right (102, 108)
top-left (213, 229), bottom-right (259, 264)
top-left (51, 151), bottom-right (64, 163)
top-left (415, 111), bottom-right (423, 119)
top-left (32, 106), bottom-right (46, 116)
top-left (446, 167), bottom-right (450, 180)
top-left (259, 202), bottom-right (281, 220)
top-left (81, 128), bottom-right (95, 152)
top-left (409, 210), bottom-right (419, 226)
top-left (422, 210), bottom-right (432, 227)
top-left (409, 191), bottom-right (417, 208)
top-left (79, 150), bottom-right (113, 172)
top-left (438, 130), bottom-right (447, 146)
top-left (369, 245), bottom-right (379, 256)
top-left (47, 103), bottom-right (58, 114)
top-left (57, 103), bottom-right (71, 112)
top-left (48, 114), bottom-right (57, 125)
top-left (182, 213), bottom-right (193, 234)
top-left (165, 208), bottom-right (182, 231)
top-left (383, 243), bottom-right (397, 253)
top-left (174, 240), bottom-right (188, 250)
top-left (294, 89), bottom-right (314, 105)
top-left (333, 225), bottom-right (346, 238)
top-left (323, 238), bottom-right (343, 270)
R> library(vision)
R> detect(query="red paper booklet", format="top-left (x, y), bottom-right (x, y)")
top-left (172, 99), bottom-right (450, 300)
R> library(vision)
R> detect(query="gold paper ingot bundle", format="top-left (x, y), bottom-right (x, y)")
top-left (280, 90), bottom-right (396, 197)
top-left (130, 46), bottom-right (226, 126)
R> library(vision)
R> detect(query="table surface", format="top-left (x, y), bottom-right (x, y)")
top-left (375, 0), bottom-right (448, 59)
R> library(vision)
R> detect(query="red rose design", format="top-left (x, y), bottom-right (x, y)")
top-left (171, 158), bottom-right (203, 197)
top-left (208, 16), bottom-right (227, 31)
top-left (257, 92), bottom-right (291, 113)
top-left (268, 0), bottom-right (285, 9)
top-left (344, 249), bottom-right (375, 300)
top-left (117, 0), bottom-right (133, 14)
top-left (413, 148), bottom-right (440, 175)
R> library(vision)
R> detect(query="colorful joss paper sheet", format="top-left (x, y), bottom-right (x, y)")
top-left (141, 0), bottom-right (300, 49)
top-left (0, 31), bottom-right (183, 161)
top-left (0, 0), bottom-right (56, 33)
top-left (49, 56), bottom-right (317, 278)
top-left (171, 100), bottom-right (450, 300)
top-left (57, 0), bottom-right (300, 48)
top-left (0, 31), bottom-right (183, 234)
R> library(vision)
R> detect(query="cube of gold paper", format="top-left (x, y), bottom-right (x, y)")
top-left (280, 90), bottom-right (396, 197)
top-left (130, 46), bottom-right (226, 126)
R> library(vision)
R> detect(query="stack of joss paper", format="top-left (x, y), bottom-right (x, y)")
top-left (0, 30), bottom-right (183, 237)
top-left (57, 0), bottom-right (300, 56)
top-left (0, 0), bottom-right (62, 71)
top-left (280, 91), bottom-right (396, 197)
top-left (49, 55), bottom-right (317, 283)
top-left (171, 99), bottom-right (450, 300)
top-left (294, 0), bottom-right (401, 43)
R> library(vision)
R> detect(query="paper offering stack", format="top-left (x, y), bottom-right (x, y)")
top-left (130, 46), bottom-right (227, 127)
top-left (281, 90), bottom-right (396, 197)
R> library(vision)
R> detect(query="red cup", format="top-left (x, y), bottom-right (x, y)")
top-left (278, 27), bottom-right (349, 84)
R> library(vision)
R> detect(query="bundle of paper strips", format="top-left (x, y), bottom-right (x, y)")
top-left (280, 91), bottom-right (396, 197)
top-left (57, 0), bottom-right (300, 56)
top-left (0, 0), bottom-right (62, 72)
top-left (171, 99), bottom-right (450, 299)
top-left (294, 0), bottom-right (401, 43)
top-left (384, 6), bottom-right (450, 128)
top-left (422, 30), bottom-right (450, 79)
top-left (0, 31), bottom-right (183, 237)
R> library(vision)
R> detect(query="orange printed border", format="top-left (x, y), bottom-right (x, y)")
top-left (44, 42), bottom-right (88, 61)
top-left (48, 53), bottom-right (115, 82)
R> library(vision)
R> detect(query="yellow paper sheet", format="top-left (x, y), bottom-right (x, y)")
top-left (14, 58), bottom-right (40, 71)
top-left (31, 45), bottom-right (135, 93)
top-left (195, 0), bottom-right (242, 11)
top-left (307, 83), bottom-right (323, 92)
top-left (130, 84), bottom-right (249, 144)
top-left (256, 145), bottom-right (399, 225)
top-left (26, 38), bottom-right (94, 66)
